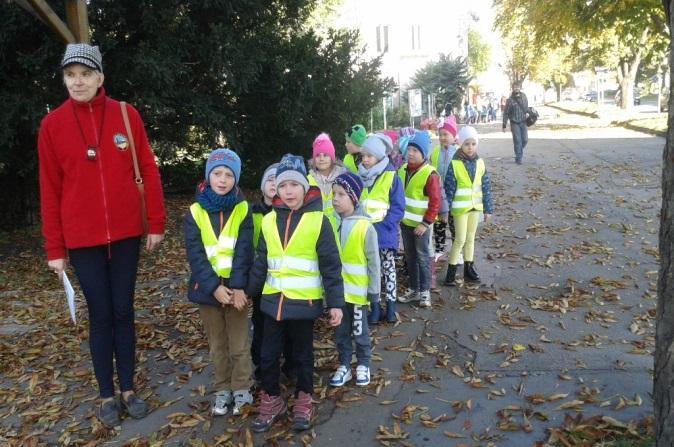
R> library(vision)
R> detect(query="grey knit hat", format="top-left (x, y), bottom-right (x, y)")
top-left (61, 43), bottom-right (103, 72)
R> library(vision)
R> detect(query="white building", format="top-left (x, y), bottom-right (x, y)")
top-left (332, 0), bottom-right (471, 89)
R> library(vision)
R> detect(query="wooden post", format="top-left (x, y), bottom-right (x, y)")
top-left (65, 0), bottom-right (89, 43)
top-left (24, 0), bottom-right (76, 43)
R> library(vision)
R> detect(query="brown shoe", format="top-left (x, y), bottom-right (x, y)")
top-left (251, 392), bottom-right (286, 433)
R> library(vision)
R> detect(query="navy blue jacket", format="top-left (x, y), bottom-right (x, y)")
top-left (184, 187), bottom-right (254, 306)
top-left (245, 186), bottom-right (345, 320)
top-left (370, 163), bottom-right (405, 250)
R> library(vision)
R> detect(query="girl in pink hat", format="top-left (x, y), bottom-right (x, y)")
top-left (308, 133), bottom-right (347, 215)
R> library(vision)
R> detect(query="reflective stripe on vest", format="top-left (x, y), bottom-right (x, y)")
top-left (451, 158), bottom-right (485, 216)
top-left (261, 210), bottom-right (324, 300)
top-left (190, 201), bottom-right (249, 278)
top-left (343, 153), bottom-right (357, 174)
top-left (334, 218), bottom-right (370, 306)
top-left (398, 163), bottom-right (436, 227)
top-left (307, 174), bottom-right (335, 216)
top-left (252, 212), bottom-right (263, 250)
top-left (361, 170), bottom-right (395, 223)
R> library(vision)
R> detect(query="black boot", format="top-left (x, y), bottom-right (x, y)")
top-left (443, 264), bottom-right (458, 286)
top-left (464, 262), bottom-right (480, 282)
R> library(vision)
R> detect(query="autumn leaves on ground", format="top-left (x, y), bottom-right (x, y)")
top-left (0, 110), bottom-right (661, 446)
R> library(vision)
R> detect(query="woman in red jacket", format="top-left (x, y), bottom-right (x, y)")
top-left (38, 43), bottom-right (166, 428)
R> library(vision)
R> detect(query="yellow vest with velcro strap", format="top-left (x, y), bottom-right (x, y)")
top-left (252, 212), bottom-right (263, 250)
top-left (429, 145), bottom-right (442, 170)
top-left (451, 158), bottom-right (485, 216)
top-left (190, 201), bottom-right (248, 278)
top-left (330, 216), bottom-right (370, 306)
top-left (343, 154), bottom-right (357, 174)
top-left (361, 170), bottom-right (395, 223)
top-left (398, 163), bottom-right (436, 227)
top-left (261, 210), bottom-right (324, 300)
top-left (307, 174), bottom-right (334, 216)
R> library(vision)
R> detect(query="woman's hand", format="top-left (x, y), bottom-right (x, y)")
top-left (48, 258), bottom-right (66, 281)
top-left (484, 213), bottom-right (492, 222)
top-left (146, 233), bottom-right (164, 251)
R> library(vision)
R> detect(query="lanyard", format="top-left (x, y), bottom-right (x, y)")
top-left (71, 98), bottom-right (107, 160)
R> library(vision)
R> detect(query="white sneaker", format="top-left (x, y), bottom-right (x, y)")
top-left (232, 389), bottom-right (253, 415)
top-left (355, 365), bottom-right (370, 386)
top-left (457, 253), bottom-right (464, 265)
top-left (419, 291), bottom-right (431, 308)
top-left (212, 390), bottom-right (233, 416)
top-left (398, 288), bottom-right (419, 303)
top-left (329, 365), bottom-right (352, 387)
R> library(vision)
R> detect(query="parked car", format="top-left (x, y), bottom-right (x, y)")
top-left (562, 89), bottom-right (579, 101)
top-left (614, 91), bottom-right (641, 106)
top-left (583, 91), bottom-right (598, 102)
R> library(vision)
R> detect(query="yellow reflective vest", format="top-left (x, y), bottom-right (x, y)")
top-left (261, 210), bottom-right (324, 300)
top-left (450, 158), bottom-right (485, 216)
top-left (307, 174), bottom-right (334, 216)
top-left (329, 216), bottom-right (370, 306)
top-left (398, 163), bottom-right (436, 227)
top-left (343, 153), bottom-right (357, 174)
top-left (190, 201), bottom-right (248, 278)
top-left (361, 170), bottom-right (395, 223)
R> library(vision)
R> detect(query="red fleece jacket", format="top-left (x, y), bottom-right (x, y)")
top-left (405, 161), bottom-right (441, 225)
top-left (38, 88), bottom-right (166, 260)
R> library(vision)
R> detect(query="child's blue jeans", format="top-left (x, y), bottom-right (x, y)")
top-left (401, 224), bottom-right (431, 291)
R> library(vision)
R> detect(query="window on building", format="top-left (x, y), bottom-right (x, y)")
top-left (411, 25), bottom-right (421, 50)
top-left (376, 25), bottom-right (389, 53)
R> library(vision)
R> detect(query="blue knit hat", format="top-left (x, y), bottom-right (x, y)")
top-left (407, 131), bottom-right (432, 159)
top-left (333, 172), bottom-right (363, 207)
top-left (275, 154), bottom-right (309, 192)
top-left (205, 148), bottom-right (241, 184)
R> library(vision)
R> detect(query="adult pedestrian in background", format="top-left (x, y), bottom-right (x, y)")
top-left (502, 84), bottom-right (529, 164)
top-left (38, 43), bottom-right (166, 428)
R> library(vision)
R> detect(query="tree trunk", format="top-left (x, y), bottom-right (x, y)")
top-left (615, 29), bottom-right (649, 110)
top-left (655, 2), bottom-right (674, 445)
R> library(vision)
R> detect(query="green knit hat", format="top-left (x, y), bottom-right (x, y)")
top-left (345, 124), bottom-right (367, 146)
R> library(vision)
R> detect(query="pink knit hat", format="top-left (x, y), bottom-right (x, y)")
top-left (312, 133), bottom-right (335, 162)
top-left (438, 115), bottom-right (457, 137)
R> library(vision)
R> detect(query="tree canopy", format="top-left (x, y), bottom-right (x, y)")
top-left (0, 0), bottom-right (392, 229)
top-left (410, 54), bottom-right (471, 116)
top-left (467, 28), bottom-right (491, 76)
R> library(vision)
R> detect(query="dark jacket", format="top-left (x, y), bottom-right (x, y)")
top-left (371, 163), bottom-right (405, 250)
top-left (503, 92), bottom-right (529, 127)
top-left (444, 154), bottom-right (494, 215)
top-left (245, 186), bottom-right (345, 321)
top-left (184, 187), bottom-right (254, 306)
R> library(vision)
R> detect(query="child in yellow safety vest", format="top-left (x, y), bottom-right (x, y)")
top-left (307, 133), bottom-right (346, 216)
top-left (397, 131), bottom-right (442, 308)
top-left (246, 154), bottom-right (344, 433)
top-left (328, 172), bottom-right (381, 388)
top-left (443, 126), bottom-right (493, 285)
top-left (343, 124), bottom-right (367, 174)
top-left (183, 148), bottom-right (254, 417)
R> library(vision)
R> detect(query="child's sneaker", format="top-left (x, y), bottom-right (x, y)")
top-left (251, 392), bottom-right (286, 433)
top-left (398, 288), bottom-right (419, 303)
top-left (232, 389), bottom-right (253, 415)
top-left (355, 365), bottom-right (370, 386)
top-left (291, 391), bottom-right (313, 431)
top-left (212, 390), bottom-right (233, 416)
top-left (419, 291), bottom-right (431, 308)
top-left (329, 365), bottom-right (352, 387)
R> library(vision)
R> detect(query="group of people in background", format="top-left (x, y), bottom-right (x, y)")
top-left (38, 43), bottom-right (495, 433)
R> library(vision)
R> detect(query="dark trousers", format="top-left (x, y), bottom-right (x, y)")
top-left (69, 237), bottom-right (141, 398)
top-left (260, 315), bottom-right (314, 397)
top-left (251, 297), bottom-right (294, 380)
top-left (510, 121), bottom-right (528, 162)
top-left (401, 224), bottom-right (431, 291)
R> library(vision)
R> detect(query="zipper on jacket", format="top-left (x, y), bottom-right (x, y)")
top-left (89, 102), bottom-right (112, 257)
top-left (276, 209), bottom-right (294, 321)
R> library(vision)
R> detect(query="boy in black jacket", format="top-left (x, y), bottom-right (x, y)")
top-left (247, 154), bottom-right (344, 432)
top-left (184, 148), bottom-right (253, 417)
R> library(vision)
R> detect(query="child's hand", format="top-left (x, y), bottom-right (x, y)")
top-left (214, 285), bottom-right (232, 306)
top-left (232, 289), bottom-right (248, 311)
top-left (484, 213), bottom-right (492, 222)
top-left (414, 223), bottom-right (428, 236)
top-left (440, 213), bottom-right (448, 223)
top-left (329, 308), bottom-right (343, 327)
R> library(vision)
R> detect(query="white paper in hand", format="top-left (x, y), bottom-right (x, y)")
top-left (63, 272), bottom-right (76, 324)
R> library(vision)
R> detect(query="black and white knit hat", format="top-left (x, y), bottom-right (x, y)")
top-left (61, 43), bottom-right (103, 72)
